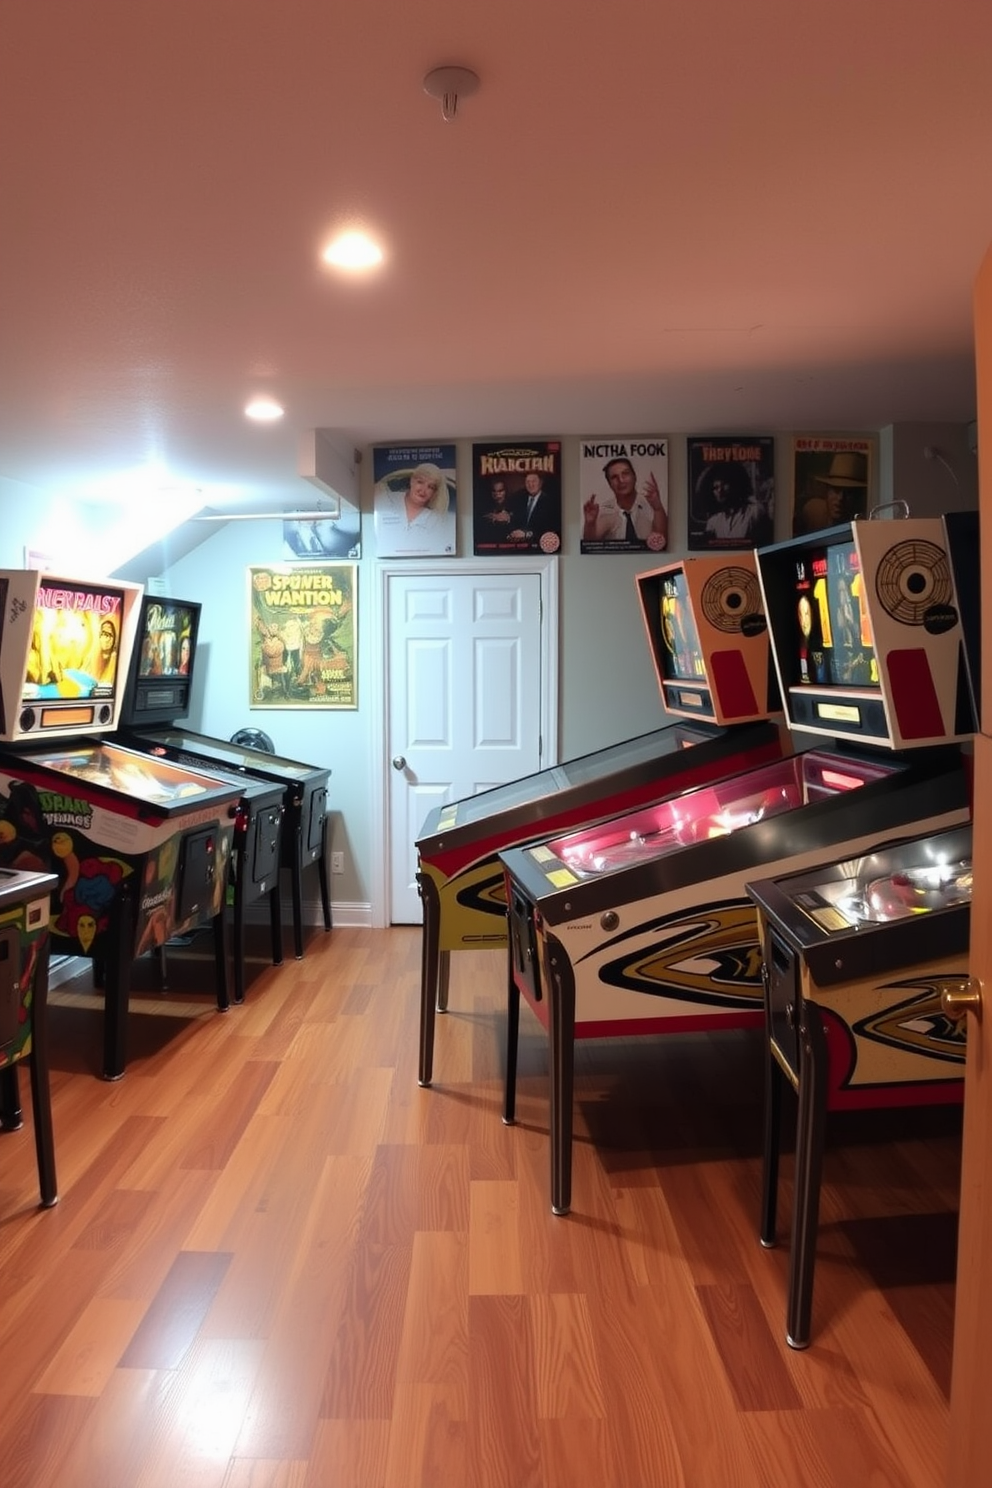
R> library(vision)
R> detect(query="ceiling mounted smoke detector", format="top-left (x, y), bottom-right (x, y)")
top-left (423, 65), bottom-right (480, 123)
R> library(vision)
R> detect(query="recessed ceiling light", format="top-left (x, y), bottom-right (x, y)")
top-left (322, 230), bottom-right (384, 271)
top-left (245, 397), bottom-right (285, 422)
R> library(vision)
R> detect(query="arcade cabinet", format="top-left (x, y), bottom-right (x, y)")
top-left (741, 508), bottom-right (981, 1346)
top-left (115, 594), bottom-right (285, 1001)
top-left (501, 517), bottom-right (975, 1214)
top-left (748, 821), bottom-right (971, 1348)
top-left (0, 865), bottom-right (60, 1205)
top-left (416, 553), bottom-right (787, 1085)
top-left (118, 595), bottom-right (331, 962)
top-left (0, 570), bottom-right (242, 1078)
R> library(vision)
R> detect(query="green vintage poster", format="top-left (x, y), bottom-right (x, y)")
top-left (249, 563), bottom-right (357, 709)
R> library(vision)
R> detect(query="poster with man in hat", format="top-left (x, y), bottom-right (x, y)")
top-left (792, 437), bottom-right (874, 534)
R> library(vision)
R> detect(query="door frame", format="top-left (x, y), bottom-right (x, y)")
top-left (371, 556), bottom-right (560, 928)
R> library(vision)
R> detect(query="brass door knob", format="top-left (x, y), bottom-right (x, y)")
top-left (940, 978), bottom-right (983, 1020)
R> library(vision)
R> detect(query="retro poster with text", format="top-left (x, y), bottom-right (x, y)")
top-left (249, 563), bottom-right (357, 709)
top-left (472, 440), bottom-right (562, 554)
top-left (579, 436), bottom-right (669, 553)
top-left (792, 436), bottom-right (874, 535)
top-left (687, 436), bottom-right (775, 551)
top-left (373, 443), bottom-right (457, 558)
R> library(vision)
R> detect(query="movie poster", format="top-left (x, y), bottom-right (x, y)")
top-left (792, 436), bottom-right (873, 535)
top-left (372, 443), bottom-right (457, 558)
top-left (249, 563), bottom-right (357, 710)
top-left (283, 506), bottom-right (362, 561)
top-left (472, 440), bottom-right (562, 555)
top-left (578, 436), bottom-right (669, 554)
top-left (687, 436), bottom-right (775, 551)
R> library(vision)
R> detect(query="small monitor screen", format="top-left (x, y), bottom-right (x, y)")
top-left (660, 571), bottom-right (706, 683)
top-left (795, 541), bottom-right (878, 689)
top-left (138, 599), bottom-right (197, 679)
top-left (23, 580), bottom-right (126, 703)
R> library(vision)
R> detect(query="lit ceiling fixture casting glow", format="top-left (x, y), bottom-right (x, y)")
top-left (322, 230), bottom-right (384, 271)
top-left (245, 397), bottom-right (285, 422)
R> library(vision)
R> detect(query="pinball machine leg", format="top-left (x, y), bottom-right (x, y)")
top-left (290, 829), bottom-right (305, 960)
top-left (102, 890), bottom-right (135, 1081)
top-left (318, 846), bottom-right (332, 932)
top-left (418, 873), bottom-right (441, 1086)
top-left (213, 910), bottom-right (230, 1012)
top-left (760, 1048), bottom-right (785, 1246)
top-left (785, 1006), bottom-right (828, 1350)
top-left (269, 884), bottom-right (283, 966)
top-left (546, 937), bottom-right (576, 1217)
top-left (503, 936), bottom-right (520, 1125)
top-left (436, 951), bottom-right (450, 1014)
top-left (28, 934), bottom-right (57, 1207)
top-left (231, 855), bottom-right (247, 1004)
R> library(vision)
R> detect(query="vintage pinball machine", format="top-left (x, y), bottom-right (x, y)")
top-left (0, 569), bottom-right (242, 1079)
top-left (747, 822), bottom-right (972, 1348)
top-left (118, 590), bottom-right (330, 962)
top-left (123, 727), bottom-right (331, 961)
top-left (415, 552), bottom-right (788, 1086)
top-left (501, 516), bottom-right (976, 1215)
top-left (115, 593), bottom-right (285, 1002)
top-left (742, 508), bottom-right (981, 1347)
top-left (0, 863), bottom-right (60, 1205)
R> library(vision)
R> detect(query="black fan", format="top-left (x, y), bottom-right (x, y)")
top-left (230, 728), bottom-right (275, 753)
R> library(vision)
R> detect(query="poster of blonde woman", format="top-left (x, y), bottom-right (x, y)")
top-left (373, 443), bottom-right (457, 558)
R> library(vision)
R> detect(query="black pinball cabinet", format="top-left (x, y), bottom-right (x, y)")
top-left (747, 822), bottom-right (971, 1349)
top-left (124, 729), bottom-right (330, 960)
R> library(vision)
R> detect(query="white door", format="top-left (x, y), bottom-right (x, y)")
top-left (385, 564), bottom-right (551, 923)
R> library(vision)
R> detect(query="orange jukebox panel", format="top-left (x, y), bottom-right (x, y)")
top-left (755, 518), bottom-right (978, 750)
top-left (636, 554), bottom-right (780, 725)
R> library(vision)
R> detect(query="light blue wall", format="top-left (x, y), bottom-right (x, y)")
top-left (160, 516), bottom-right (372, 909)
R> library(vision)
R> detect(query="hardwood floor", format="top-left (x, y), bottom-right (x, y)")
top-left (0, 924), bottom-right (960, 1487)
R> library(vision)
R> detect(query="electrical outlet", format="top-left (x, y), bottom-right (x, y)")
top-left (331, 851), bottom-right (344, 875)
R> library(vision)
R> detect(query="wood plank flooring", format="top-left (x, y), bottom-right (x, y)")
top-left (0, 925), bottom-right (960, 1487)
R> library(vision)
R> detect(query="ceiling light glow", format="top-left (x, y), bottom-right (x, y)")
top-left (322, 230), bottom-right (384, 271)
top-left (245, 397), bottom-right (285, 422)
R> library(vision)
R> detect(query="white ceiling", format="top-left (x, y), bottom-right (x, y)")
top-left (2, 1), bottom-right (991, 516)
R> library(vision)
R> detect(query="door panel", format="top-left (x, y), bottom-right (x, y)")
top-left (947, 236), bottom-right (991, 1487)
top-left (388, 570), bottom-right (544, 922)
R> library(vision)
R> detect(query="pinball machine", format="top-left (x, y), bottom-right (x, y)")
top-left (500, 516), bottom-right (977, 1215)
top-left (125, 726), bottom-right (331, 961)
top-left (117, 590), bottom-right (331, 962)
top-left (0, 864), bottom-right (60, 1205)
top-left (415, 552), bottom-right (788, 1085)
top-left (114, 593), bottom-right (285, 1002)
top-left (741, 508), bottom-right (981, 1346)
top-left (747, 821), bottom-right (971, 1348)
top-left (0, 570), bottom-right (242, 1079)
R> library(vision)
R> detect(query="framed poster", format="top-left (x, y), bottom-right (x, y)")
top-left (687, 436), bottom-right (775, 551)
top-left (472, 440), bottom-right (562, 554)
top-left (283, 507), bottom-right (361, 560)
top-left (373, 444), bottom-right (457, 558)
top-left (578, 436), bottom-right (669, 554)
top-left (792, 437), bottom-right (873, 535)
top-left (249, 563), bottom-right (357, 710)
